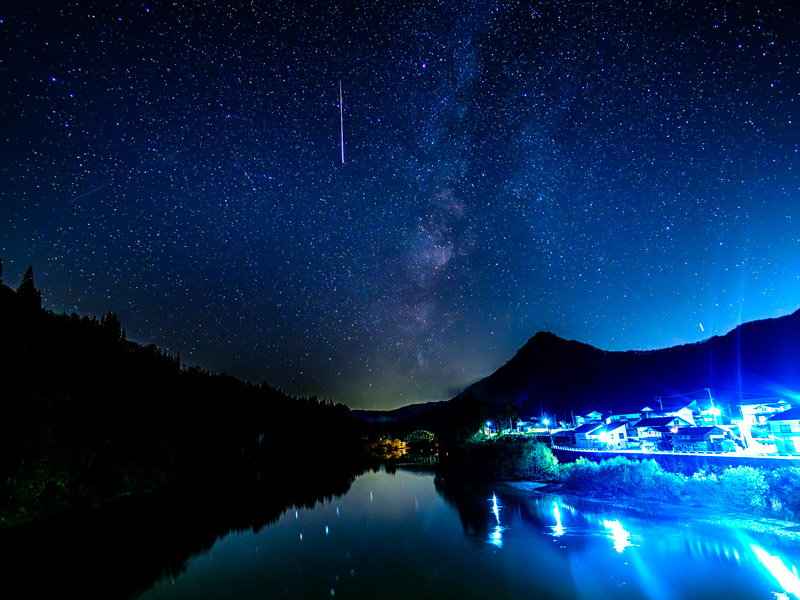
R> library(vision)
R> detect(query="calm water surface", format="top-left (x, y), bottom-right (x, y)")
top-left (138, 467), bottom-right (800, 599)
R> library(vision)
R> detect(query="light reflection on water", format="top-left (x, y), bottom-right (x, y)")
top-left (136, 468), bottom-right (800, 600)
top-left (751, 544), bottom-right (800, 599)
top-left (601, 519), bottom-right (633, 553)
top-left (538, 493), bottom-right (800, 600)
top-left (552, 503), bottom-right (564, 537)
top-left (488, 492), bottom-right (505, 548)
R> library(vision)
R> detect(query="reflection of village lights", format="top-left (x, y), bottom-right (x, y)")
top-left (602, 519), bottom-right (632, 553)
top-left (490, 525), bottom-right (504, 548)
top-left (552, 504), bottom-right (564, 537)
top-left (488, 493), bottom-right (504, 547)
top-left (751, 544), bottom-right (800, 598)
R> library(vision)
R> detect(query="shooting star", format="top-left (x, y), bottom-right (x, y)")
top-left (623, 281), bottom-right (639, 299)
top-left (68, 184), bottom-right (108, 204)
top-left (233, 154), bottom-right (255, 189)
top-left (339, 80), bottom-right (344, 164)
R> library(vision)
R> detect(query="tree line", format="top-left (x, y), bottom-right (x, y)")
top-left (0, 260), bottom-right (369, 525)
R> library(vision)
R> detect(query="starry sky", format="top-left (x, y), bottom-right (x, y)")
top-left (2, 0), bottom-right (799, 410)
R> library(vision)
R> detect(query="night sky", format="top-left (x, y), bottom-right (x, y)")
top-left (2, 1), bottom-right (799, 410)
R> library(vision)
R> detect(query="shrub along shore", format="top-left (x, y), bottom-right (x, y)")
top-left (438, 437), bottom-right (800, 522)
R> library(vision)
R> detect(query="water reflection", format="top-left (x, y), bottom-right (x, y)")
top-left (601, 519), bottom-right (632, 553)
top-left (0, 466), bottom-right (365, 599)
top-left (552, 503), bottom-right (564, 537)
top-left (750, 544), bottom-right (800, 599)
top-left (20, 468), bottom-right (800, 599)
top-left (440, 479), bottom-right (800, 599)
top-left (488, 493), bottom-right (505, 548)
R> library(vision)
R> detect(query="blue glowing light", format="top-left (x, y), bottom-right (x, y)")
top-left (751, 544), bottom-right (800, 598)
top-left (488, 493), bottom-right (504, 548)
top-left (602, 519), bottom-right (632, 553)
top-left (552, 503), bottom-right (564, 537)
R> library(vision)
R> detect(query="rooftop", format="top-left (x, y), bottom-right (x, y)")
top-left (767, 406), bottom-right (800, 422)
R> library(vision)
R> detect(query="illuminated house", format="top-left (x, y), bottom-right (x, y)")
top-left (574, 411), bottom-right (603, 427)
top-left (738, 400), bottom-right (792, 426)
top-left (734, 400), bottom-right (792, 447)
top-left (637, 406), bottom-right (659, 419)
top-left (656, 400), bottom-right (697, 426)
top-left (591, 423), bottom-right (629, 450)
top-left (668, 426), bottom-right (727, 452)
top-left (605, 411), bottom-right (643, 424)
top-left (573, 422), bottom-right (605, 448)
top-left (606, 405), bottom-right (660, 424)
top-left (630, 416), bottom-right (691, 450)
top-left (573, 422), bottom-right (629, 450)
top-left (767, 406), bottom-right (800, 455)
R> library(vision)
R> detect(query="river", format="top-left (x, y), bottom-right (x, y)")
top-left (129, 466), bottom-right (800, 599)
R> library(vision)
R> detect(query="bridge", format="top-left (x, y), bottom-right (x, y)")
top-left (406, 430), bottom-right (435, 443)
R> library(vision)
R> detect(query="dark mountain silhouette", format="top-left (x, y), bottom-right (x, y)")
top-left (464, 310), bottom-right (800, 420)
top-left (376, 309), bottom-right (800, 433)
top-left (350, 401), bottom-right (443, 423)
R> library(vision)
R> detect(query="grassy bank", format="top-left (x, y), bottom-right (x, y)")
top-left (440, 436), bottom-right (800, 521)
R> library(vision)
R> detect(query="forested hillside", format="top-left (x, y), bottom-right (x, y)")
top-left (0, 262), bottom-right (367, 525)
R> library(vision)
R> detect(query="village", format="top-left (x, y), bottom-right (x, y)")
top-left (489, 391), bottom-right (800, 457)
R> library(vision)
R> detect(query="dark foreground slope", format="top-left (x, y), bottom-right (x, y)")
top-left (0, 269), bottom-right (367, 526)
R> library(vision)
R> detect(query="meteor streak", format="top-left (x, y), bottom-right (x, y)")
top-left (339, 80), bottom-right (344, 164)
top-left (68, 184), bottom-right (107, 204)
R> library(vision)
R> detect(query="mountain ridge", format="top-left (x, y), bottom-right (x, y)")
top-left (370, 308), bottom-right (800, 430)
top-left (465, 307), bottom-right (800, 420)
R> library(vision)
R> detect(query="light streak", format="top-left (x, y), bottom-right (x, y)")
top-left (234, 155), bottom-right (255, 188)
top-left (552, 503), bottom-right (564, 537)
top-left (339, 80), bottom-right (344, 164)
top-left (489, 493), bottom-right (504, 547)
top-left (751, 544), bottom-right (800, 598)
top-left (68, 184), bottom-right (107, 204)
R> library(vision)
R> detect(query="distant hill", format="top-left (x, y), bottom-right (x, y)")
top-left (464, 310), bottom-right (800, 421)
top-left (350, 401), bottom-right (443, 424)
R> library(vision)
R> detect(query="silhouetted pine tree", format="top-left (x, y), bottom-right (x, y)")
top-left (17, 265), bottom-right (42, 310)
top-left (100, 310), bottom-right (125, 342)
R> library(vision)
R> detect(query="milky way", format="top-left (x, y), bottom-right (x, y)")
top-left (2, 1), bottom-right (799, 409)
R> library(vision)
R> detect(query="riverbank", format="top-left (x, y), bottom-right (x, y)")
top-left (437, 436), bottom-right (800, 541)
